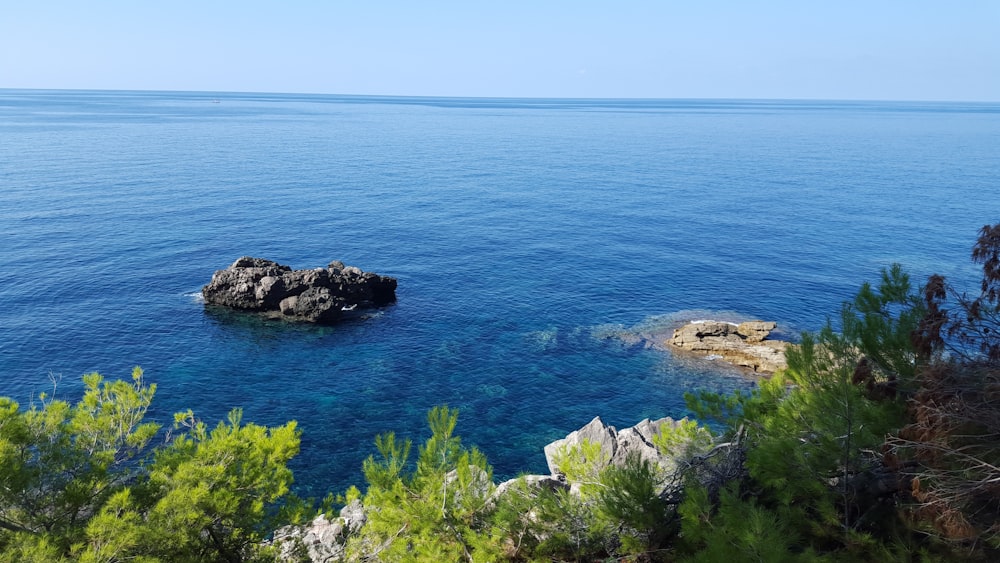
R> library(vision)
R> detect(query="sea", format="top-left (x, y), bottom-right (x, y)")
top-left (1, 90), bottom-right (998, 498)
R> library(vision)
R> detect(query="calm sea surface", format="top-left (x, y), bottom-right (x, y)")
top-left (1, 90), bottom-right (998, 496)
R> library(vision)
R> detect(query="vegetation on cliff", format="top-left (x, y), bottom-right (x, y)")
top-left (0, 369), bottom-right (303, 562)
top-left (677, 225), bottom-right (1000, 562)
top-left (1, 225), bottom-right (998, 561)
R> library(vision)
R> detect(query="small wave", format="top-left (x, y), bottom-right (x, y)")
top-left (657, 309), bottom-right (754, 325)
top-left (185, 292), bottom-right (205, 303)
top-left (690, 319), bottom-right (739, 326)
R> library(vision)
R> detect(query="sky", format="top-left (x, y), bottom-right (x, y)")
top-left (2, 1), bottom-right (998, 101)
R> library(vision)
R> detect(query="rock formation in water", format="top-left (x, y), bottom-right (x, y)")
top-left (201, 257), bottom-right (396, 323)
top-left (668, 320), bottom-right (789, 373)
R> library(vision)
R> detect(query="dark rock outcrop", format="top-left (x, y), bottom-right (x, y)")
top-left (668, 320), bottom-right (789, 373)
top-left (202, 257), bottom-right (396, 323)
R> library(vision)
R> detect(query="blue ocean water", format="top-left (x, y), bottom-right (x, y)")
top-left (1, 90), bottom-right (998, 497)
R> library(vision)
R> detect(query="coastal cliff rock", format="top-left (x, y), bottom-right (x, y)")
top-left (202, 257), bottom-right (396, 323)
top-left (542, 415), bottom-right (693, 487)
top-left (274, 416), bottom-right (714, 562)
top-left (271, 499), bottom-right (366, 562)
top-left (668, 320), bottom-right (789, 373)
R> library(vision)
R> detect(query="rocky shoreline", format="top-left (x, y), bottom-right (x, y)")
top-left (667, 319), bottom-right (791, 373)
top-left (272, 416), bottom-right (718, 561)
top-left (267, 315), bottom-right (790, 560)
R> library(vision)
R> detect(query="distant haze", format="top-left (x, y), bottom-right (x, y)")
top-left (2, 1), bottom-right (998, 101)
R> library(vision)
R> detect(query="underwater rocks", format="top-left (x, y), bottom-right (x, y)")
top-left (201, 257), bottom-right (396, 323)
top-left (668, 320), bottom-right (789, 373)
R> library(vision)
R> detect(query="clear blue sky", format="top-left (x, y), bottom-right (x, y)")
top-left (2, 1), bottom-right (998, 101)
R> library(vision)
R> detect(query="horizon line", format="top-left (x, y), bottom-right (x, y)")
top-left (1, 87), bottom-right (998, 105)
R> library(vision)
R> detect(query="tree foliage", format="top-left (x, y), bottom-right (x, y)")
top-left (884, 224), bottom-right (1000, 552)
top-left (679, 225), bottom-right (1000, 562)
top-left (346, 406), bottom-right (499, 562)
top-left (680, 267), bottom-right (918, 561)
top-left (0, 368), bottom-right (301, 562)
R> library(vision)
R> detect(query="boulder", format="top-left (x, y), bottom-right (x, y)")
top-left (669, 321), bottom-right (743, 349)
top-left (202, 257), bottom-right (396, 323)
top-left (668, 320), bottom-right (789, 373)
top-left (270, 499), bottom-right (366, 562)
top-left (543, 416), bottom-right (618, 475)
top-left (737, 321), bottom-right (777, 343)
top-left (543, 416), bottom-right (691, 482)
top-left (493, 474), bottom-right (569, 501)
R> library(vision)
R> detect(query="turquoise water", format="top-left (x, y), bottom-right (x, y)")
top-left (1, 90), bottom-right (998, 496)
